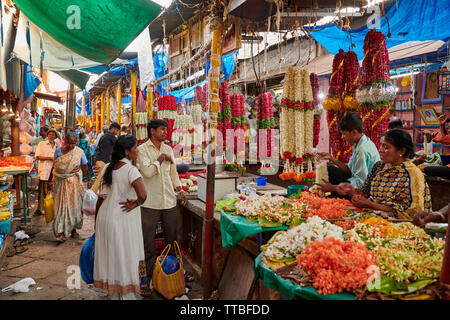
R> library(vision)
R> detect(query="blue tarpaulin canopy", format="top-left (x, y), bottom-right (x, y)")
top-left (307, 0), bottom-right (450, 60)
top-left (169, 80), bottom-right (207, 104)
top-left (23, 63), bottom-right (41, 101)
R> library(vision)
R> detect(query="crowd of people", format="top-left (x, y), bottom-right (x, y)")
top-left (33, 120), bottom-right (187, 300)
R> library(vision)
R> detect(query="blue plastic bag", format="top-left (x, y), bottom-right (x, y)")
top-left (79, 233), bottom-right (95, 284)
top-left (159, 255), bottom-right (180, 275)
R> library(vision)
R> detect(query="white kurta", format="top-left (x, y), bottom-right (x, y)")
top-left (93, 160), bottom-right (145, 295)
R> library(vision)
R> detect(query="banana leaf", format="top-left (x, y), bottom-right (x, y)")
top-left (215, 198), bottom-right (238, 213)
top-left (367, 275), bottom-right (436, 296)
top-left (258, 217), bottom-right (283, 228)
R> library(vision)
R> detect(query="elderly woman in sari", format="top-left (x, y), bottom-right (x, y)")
top-left (334, 129), bottom-right (432, 220)
top-left (52, 131), bottom-right (93, 242)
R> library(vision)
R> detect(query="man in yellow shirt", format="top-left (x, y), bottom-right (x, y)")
top-left (137, 119), bottom-right (187, 286)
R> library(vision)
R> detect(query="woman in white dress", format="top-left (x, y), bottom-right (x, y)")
top-left (93, 135), bottom-right (147, 300)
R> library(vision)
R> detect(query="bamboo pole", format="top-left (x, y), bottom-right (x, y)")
top-left (203, 17), bottom-right (223, 300)
top-left (131, 71), bottom-right (137, 136)
top-left (117, 84), bottom-right (122, 126)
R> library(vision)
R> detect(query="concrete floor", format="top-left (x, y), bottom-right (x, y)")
top-left (0, 186), bottom-right (203, 300)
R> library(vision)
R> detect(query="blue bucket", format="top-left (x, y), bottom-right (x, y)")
top-left (256, 177), bottom-right (267, 186)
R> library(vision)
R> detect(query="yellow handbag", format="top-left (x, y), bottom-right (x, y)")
top-left (44, 192), bottom-right (54, 224)
top-left (152, 241), bottom-right (186, 300)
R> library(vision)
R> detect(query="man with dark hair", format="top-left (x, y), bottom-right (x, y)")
top-left (388, 118), bottom-right (403, 129)
top-left (30, 126), bottom-right (49, 146)
top-left (317, 112), bottom-right (380, 194)
top-left (137, 119), bottom-right (187, 292)
top-left (92, 122), bottom-right (120, 193)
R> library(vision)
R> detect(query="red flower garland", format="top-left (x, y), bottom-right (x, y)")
top-left (344, 51), bottom-right (361, 93)
top-left (329, 49), bottom-right (346, 96)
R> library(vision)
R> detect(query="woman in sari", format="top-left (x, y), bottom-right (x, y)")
top-left (335, 129), bottom-right (432, 220)
top-left (78, 131), bottom-right (95, 181)
top-left (94, 135), bottom-right (147, 300)
top-left (52, 131), bottom-right (93, 242)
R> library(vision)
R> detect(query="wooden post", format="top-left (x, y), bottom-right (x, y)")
top-left (117, 84), bottom-right (122, 126)
top-left (131, 71), bottom-right (137, 136)
top-left (203, 17), bottom-right (223, 300)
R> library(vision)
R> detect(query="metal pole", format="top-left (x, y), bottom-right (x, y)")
top-left (203, 18), bottom-right (223, 299)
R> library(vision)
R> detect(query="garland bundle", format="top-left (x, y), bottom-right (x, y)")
top-left (136, 112), bottom-right (148, 143)
top-left (279, 67), bottom-right (316, 180)
top-left (157, 95), bottom-right (177, 141)
top-left (172, 114), bottom-right (194, 157)
top-left (230, 93), bottom-right (246, 158)
top-left (362, 29), bottom-right (390, 84)
top-left (191, 104), bottom-right (204, 156)
top-left (195, 83), bottom-right (209, 112)
top-left (219, 81), bottom-right (232, 150)
top-left (256, 92), bottom-right (275, 160)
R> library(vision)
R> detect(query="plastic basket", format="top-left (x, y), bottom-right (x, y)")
top-left (287, 185), bottom-right (308, 198)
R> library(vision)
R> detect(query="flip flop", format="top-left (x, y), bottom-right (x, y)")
top-left (15, 246), bottom-right (28, 254)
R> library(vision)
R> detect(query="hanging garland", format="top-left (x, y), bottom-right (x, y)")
top-left (157, 95), bottom-right (177, 141)
top-left (191, 104), bottom-right (204, 157)
top-left (172, 114), bottom-right (194, 157)
top-left (136, 112), bottom-right (148, 143)
top-left (231, 92), bottom-right (246, 159)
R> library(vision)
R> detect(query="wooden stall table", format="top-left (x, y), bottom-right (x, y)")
top-left (0, 169), bottom-right (31, 226)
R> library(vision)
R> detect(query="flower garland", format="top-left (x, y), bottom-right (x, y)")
top-left (157, 95), bottom-right (177, 141)
top-left (231, 93), bottom-right (246, 159)
top-left (172, 114), bottom-right (194, 157)
top-left (219, 81), bottom-right (232, 151)
top-left (136, 112), bottom-right (148, 143)
top-left (191, 104), bottom-right (204, 156)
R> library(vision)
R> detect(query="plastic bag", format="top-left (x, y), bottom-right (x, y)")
top-left (20, 143), bottom-right (32, 155)
top-left (19, 132), bottom-right (32, 144)
top-left (82, 189), bottom-right (98, 216)
top-left (79, 233), bottom-right (95, 284)
top-left (44, 192), bottom-right (54, 223)
top-left (160, 255), bottom-right (180, 275)
top-left (1, 278), bottom-right (36, 293)
top-left (19, 120), bottom-right (32, 133)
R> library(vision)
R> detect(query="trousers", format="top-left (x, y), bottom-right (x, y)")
top-left (140, 206), bottom-right (178, 279)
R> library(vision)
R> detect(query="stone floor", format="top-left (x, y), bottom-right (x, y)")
top-left (0, 186), bottom-right (203, 300)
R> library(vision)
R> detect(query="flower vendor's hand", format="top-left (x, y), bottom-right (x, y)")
top-left (317, 152), bottom-right (335, 163)
top-left (413, 210), bottom-right (428, 227)
top-left (179, 191), bottom-right (187, 205)
top-left (315, 181), bottom-right (336, 193)
top-left (351, 194), bottom-right (371, 208)
top-left (336, 182), bottom-right (354, 196)
top-left (157, 154), bottom-right (166, 164)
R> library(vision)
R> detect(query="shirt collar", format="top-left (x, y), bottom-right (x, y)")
top-left (354, 134), bottom-right (367, 148)
top-left (146, 139), bottom-right (166, 150)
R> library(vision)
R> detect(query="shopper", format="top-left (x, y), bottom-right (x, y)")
top-left (137, 119), bottom-right (187, 286)
top-left (77, 131), bottom-right (95, 181)
top-left (120, 125), bottom-right (129, 136)
top-left (87, 126), bottom-right (96, 143)
top-left (316, 112), bottom-right (380, 194)
top-left (30, 126), bottom-right (49, 146)
top-left (92, 123), bottom-right (120, 193)
top-left (52, 131), bottom-right (92, 242)
top-left (34, 128), bottom-right (58, 216)
top-left (335, 129), bottom-right (432, 220)
top-left (94, 135), bottom-right (147, 300)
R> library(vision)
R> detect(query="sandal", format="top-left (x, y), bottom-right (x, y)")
top-left (55, 234), bottom-right (67, 243)
top-left (15, 246), bottom-right (28, 254)
top-left (140, 286), bottom-right (152, 298)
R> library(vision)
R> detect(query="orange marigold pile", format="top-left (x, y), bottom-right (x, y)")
top-left (297, 238), bottom-right (376, 295)
top-left (294, 193), bottom-right (355, 219)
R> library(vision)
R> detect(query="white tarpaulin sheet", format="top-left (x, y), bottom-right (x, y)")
top-left (136, 28), bottom-right (155, 89)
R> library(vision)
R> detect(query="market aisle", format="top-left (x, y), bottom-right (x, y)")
top-left (0, 188), bottom-right (203, 300)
